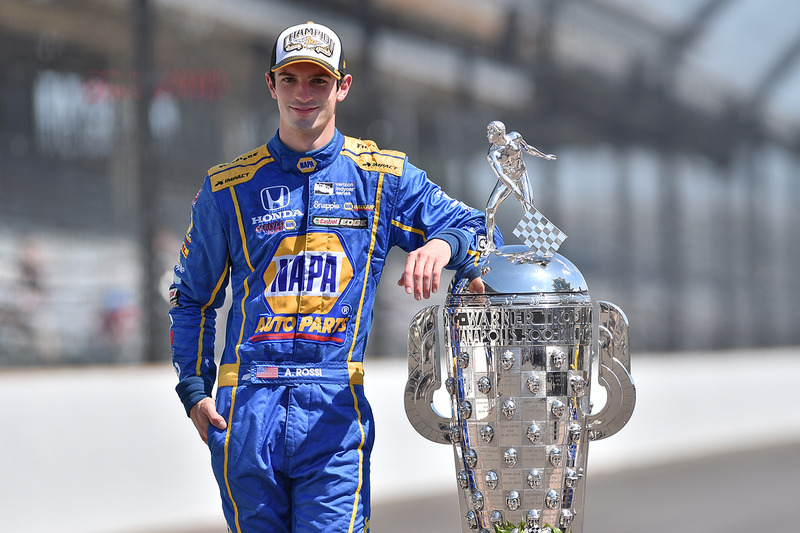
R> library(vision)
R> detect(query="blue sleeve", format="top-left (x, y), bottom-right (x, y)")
top-left (390, 161), bottom-right (503, 271)
top-left (168, 179), bottom-right (230, 416)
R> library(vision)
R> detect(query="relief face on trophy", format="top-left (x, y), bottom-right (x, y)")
top-left (527, 468), bottom-right (542, 489)
top-left (489, 510), bottom-right (504, 528)
top-left (527, 375), bottom-right (541, 395)
top-left (457, 470), bottom-right (469, 489)
top-left (485, 470), bottom-right (499, 490)
top-left (480, 425), bottom-right (494, 444)
top-left (477, 376), bottom-right (492, 394)
top-left (526, 423), bottom-right (541, 444)
top-left (501, 350), bottom-right (515, 370)
top-left (403, 122), bottom-right (636, 533)
top-left (503, 448), bottom-right (518, 467)
top-left (506, 490), bottom-right (521, 511)
top-left (501, 399), bottom-right (517, 419)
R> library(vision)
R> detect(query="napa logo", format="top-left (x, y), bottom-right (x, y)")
top-left (256, 233), bottom-right (354, 344)
top-left (262, 233), bottom-right (354, 315)
top-left (297, 157), bottom-right (317, 173)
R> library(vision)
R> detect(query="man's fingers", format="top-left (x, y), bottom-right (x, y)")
top-left (413, 254), bottom-right (430, 300)
top-left (403, 250), bottom-right (428, 300)
top-left (423, 259), bottom-right (444, 298)
top-left (468, 277), bottom-right (485, 294)
top-left (190, 398), bottom-right (227, 444)
top-left (209, 410), bottom-right (228, 431)
top-left (400, 239), bottom-right (452, 300)
top-left (201, 400), bottom-right (227, 431)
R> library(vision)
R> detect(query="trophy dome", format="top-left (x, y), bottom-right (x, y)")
top-left (453, 245), bottom-right (589, 295)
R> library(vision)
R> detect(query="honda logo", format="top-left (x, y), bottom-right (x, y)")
top-left (261, 186), bottom-right (290, 211)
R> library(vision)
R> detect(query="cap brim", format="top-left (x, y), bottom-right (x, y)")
top-left (271, 57), bottom-right (342, 80)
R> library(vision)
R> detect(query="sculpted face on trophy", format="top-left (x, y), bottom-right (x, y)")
top-left (403, 122), bottom-right (636, 533)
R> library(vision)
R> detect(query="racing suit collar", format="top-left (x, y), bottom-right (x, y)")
top-left (268, 129), bottom-right (345, 175)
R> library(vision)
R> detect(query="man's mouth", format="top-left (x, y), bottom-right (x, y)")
top-left (291, 105), bottom-right (318, 114)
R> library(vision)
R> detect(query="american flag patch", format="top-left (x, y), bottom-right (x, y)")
top-left (255, 366), bottom-right (278, 379)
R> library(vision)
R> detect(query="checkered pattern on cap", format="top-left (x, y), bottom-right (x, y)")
top-left (513, 208), bottom-right (567, 256)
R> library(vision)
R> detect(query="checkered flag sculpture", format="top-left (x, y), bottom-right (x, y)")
top-left (513, 207), bottom-right (567, 256)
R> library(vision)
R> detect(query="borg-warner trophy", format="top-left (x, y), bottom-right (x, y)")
top-left (404, 122), bottom-right (635, 532)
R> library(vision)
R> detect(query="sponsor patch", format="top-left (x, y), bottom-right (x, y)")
top-left (313, 200), bottom-right (340, 210)
top-left (256, 233), bottom-right (355, 344)
top-left (297, 157), bottom-right (317, 173)
top-left (314, 182), bottom-right (334, 195)
top-left (249, 314), bottom-right (350, 344)
top-left (314, 181), bottom-right (356, 196)
top-left (343, 202), bottom-right (374, 211)
top-left (312, 216), bottom-right (368, 229)
top-left (208, 146), bottom-right (274, 192)
top-left (261, 186), bottom-right (290, 211)
top-left (169, 287), bottom-right (180, 307)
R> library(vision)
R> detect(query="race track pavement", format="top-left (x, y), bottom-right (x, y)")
top-left (1, 347), bottom-right (797, 532)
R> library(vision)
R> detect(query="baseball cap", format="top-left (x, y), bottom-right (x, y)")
top-left (270, 22), bottom-right (346, 80)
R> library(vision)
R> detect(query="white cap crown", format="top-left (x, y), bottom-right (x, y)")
top-left (270, 22), bottom-right (345, 79)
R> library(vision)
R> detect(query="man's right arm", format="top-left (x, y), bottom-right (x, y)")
top-left (169, 180), bottom-right (230, 421)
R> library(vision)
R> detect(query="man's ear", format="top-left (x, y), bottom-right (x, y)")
top-left (337, 74), bottom-right (353, 102)
top-left (265, 72), bottom-right (278, 100)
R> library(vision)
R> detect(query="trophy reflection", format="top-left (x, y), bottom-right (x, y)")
top-left (405, 122), bottom-right (635, 532)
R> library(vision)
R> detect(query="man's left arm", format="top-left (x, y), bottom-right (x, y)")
top-left (391, 164), bottom-right (502, 298)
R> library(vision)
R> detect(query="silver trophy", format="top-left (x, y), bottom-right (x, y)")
top-left (405, 122), bottom-right (635, 532)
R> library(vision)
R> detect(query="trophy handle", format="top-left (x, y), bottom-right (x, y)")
top-left (404, 305), bottom-right (452, 444)
top-left (587, 301), bottom-right (636, 441)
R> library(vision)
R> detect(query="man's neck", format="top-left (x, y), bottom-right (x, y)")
top-left (278, 125), bottom-right (335, 153)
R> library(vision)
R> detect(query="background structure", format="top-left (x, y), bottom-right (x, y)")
top-left (1, 0), bottom-right (799, 365)
top-left (1, 2), bottom-right (799, 533)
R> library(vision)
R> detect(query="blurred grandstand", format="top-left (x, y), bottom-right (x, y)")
top-left (1, 0), bottom-right (798, 366)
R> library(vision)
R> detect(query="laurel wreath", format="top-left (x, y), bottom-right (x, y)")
top-left (493, 521), bottom-right (570, 533)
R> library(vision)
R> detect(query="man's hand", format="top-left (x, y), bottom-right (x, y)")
top-left (189, 397), bottom-right (227, 445)
top-left (398, 238), bottom-right (452, 300)
top-left (467, 276), bottom-right (485, 294)
top-left (398, 239), bottom-right (488, 299)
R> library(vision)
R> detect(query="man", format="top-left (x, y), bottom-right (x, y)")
top-left (169, 21), bottom-right (497, 533)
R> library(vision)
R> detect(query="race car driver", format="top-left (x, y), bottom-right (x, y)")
top-left (169, 21), bottom-right (499, 533)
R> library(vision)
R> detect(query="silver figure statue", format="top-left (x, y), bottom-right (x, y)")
top-left (484, 121), bottom-right (563, 257)
top-left (405, 123), bottom-right (635, 532)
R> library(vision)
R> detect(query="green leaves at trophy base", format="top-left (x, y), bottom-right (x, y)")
top-left (494, 522), bottom-right (570, 533)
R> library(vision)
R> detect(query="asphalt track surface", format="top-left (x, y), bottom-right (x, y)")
top-left (165, 440), bottom-right (797, 533)
top-left (4, 351), bottom-right (797, 533)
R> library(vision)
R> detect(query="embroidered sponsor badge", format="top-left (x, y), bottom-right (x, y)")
top-left (252, 233), bottom-right (354, 344)
top-left (297, 157), bottom-right (317, 173)
top-left (312, 216), bottom-right (368, 229)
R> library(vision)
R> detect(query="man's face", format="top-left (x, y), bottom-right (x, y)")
top-left (267, 62), bottom-right (352, 151)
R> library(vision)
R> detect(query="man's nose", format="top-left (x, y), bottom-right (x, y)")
top-left (297, 81), bottom-right (314, 100)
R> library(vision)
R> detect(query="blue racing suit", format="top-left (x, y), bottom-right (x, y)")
top-left (169, 129), bottom-right (496, 533)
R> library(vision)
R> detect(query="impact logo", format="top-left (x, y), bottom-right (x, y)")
top-left (253, 233), bottom-right (354, 344)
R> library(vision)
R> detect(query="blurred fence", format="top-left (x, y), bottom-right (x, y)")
top-left (1, 0), bottom-right (798, 365)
